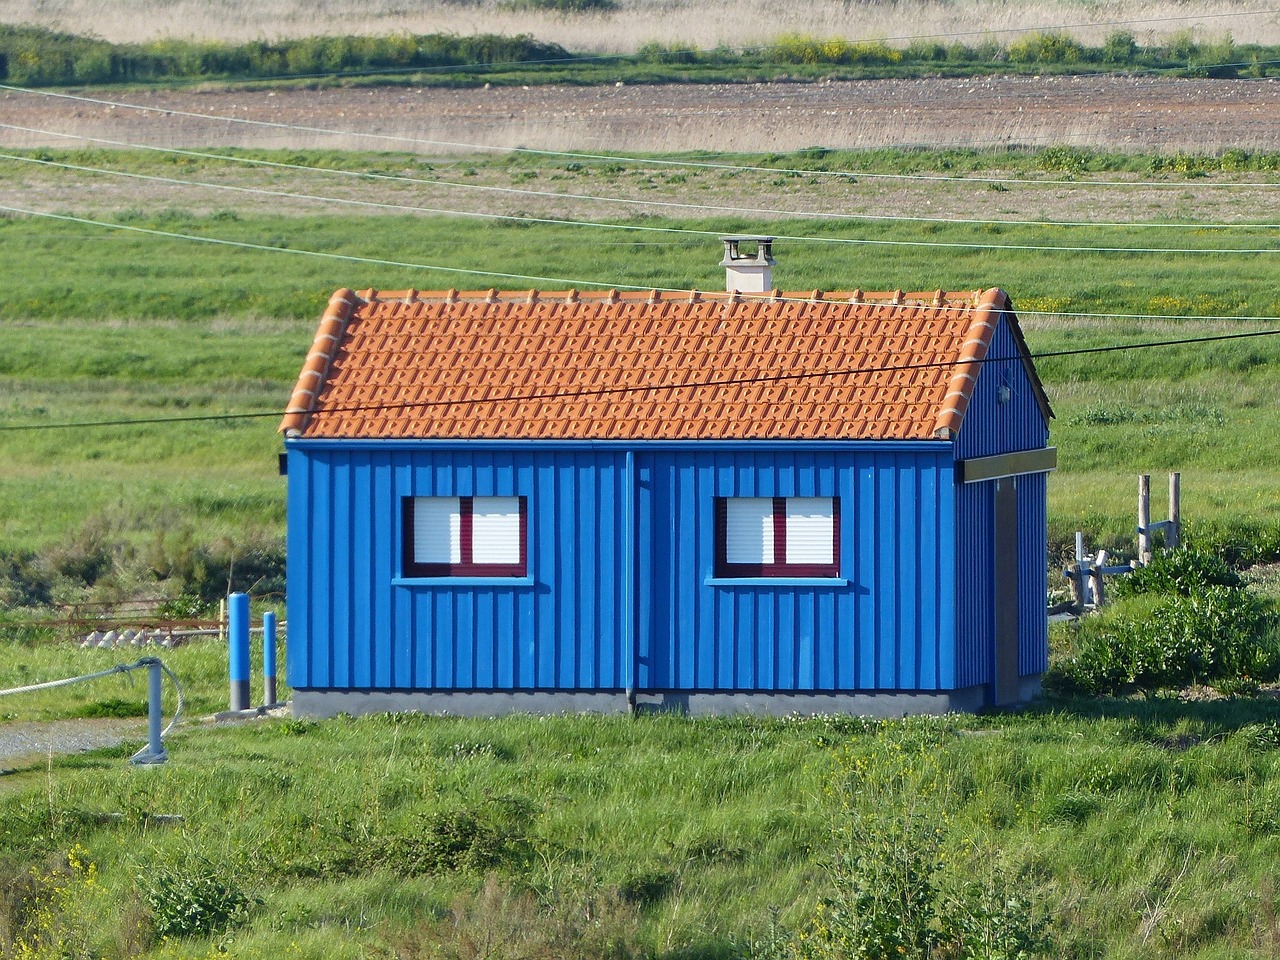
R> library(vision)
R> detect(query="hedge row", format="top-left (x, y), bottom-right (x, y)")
top-left (1, 25), bottom-right (1277, 88)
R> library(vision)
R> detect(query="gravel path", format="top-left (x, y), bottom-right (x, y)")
top-left (0, 718), bottom-right (143, 770)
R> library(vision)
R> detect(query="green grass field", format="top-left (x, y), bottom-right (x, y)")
top-left (2, 156), bottom-right (1279, 559)
top-left (2, 144), bottom-right (1280, 957)
top-left (4, 641), bottom-right (1280, 959)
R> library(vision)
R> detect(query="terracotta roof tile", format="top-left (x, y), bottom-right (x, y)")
top-left (280, 287), bottom-right (1052, 441)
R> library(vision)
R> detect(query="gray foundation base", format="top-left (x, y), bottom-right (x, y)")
top-left (292, 678), bottom-right (1043, 719)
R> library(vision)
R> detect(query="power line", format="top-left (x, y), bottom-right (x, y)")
top-left (6, 130), bottom-right (1280, 231)
top-left (10, 144), bottom-right (1280, 235)
top-left (3, 327), bottom-right (1278, 434)
top-left (4, 187), bottom-right (1279, 258)
top-left (6, 84), bottom-right (1280, 190)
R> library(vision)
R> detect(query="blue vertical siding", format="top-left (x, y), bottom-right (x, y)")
top-left (1017, 472), bottom-right (1049, 675)
top-left (632, 447), bottom-right (956, 692)
top-left (955, 316), bottom-right (1050, 460)
top-left (288, 442), bottom-right (961, 695)
top-left (954, 479), bottom-right (994, 690)
top-left (953, 311), bottom-right (1052, 688)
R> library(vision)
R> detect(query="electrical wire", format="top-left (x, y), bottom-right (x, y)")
top-left (2, 327), bottom-right (1277, 434)
top-left (6, 84), bottom-right (1280, 190)
top-left (3, 189), bottom-right (1278, 258)
top-left (6, 131), bottom-right (1280, 232)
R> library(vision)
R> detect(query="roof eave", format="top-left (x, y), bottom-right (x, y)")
top-left (278, 289), bottom-right (360, 435)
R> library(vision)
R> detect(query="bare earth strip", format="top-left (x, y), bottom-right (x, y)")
top-left (4, 76), bottom-right (1280, 155)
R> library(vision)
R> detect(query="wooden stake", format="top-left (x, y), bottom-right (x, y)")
top-left (1169, 472), bottom-right (1181, 550)
top-left (1138, 474), bottom-right (1152, 566)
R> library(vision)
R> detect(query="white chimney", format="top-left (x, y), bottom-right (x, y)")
top-left (720, 235), bottom-right (776, 293)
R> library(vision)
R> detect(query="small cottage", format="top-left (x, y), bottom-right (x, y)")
top-left (280, 238), bottom-right (1055, 717)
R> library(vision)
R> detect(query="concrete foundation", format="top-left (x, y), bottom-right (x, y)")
top-left (292, 678), bottom-right (1043, 719)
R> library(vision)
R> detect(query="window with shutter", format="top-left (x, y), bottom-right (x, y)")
top-left (402, 496), bottom-right (527, 577)
top-left (715, 496), bottom-right (839, 578)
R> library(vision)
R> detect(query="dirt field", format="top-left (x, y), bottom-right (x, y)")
top-left (3, 76), bottom-right (1279, 226)
top-left (4, 75), bottom-right (1280, 156)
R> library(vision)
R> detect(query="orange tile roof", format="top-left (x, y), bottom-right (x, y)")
top-left (280, 287), bottom-right (1051, 441)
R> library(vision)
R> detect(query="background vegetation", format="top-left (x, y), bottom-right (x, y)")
top-left (0, 24), bottom-right (1275, 88)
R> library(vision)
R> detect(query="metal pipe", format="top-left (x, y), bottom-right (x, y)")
top-left (228, 592), bottom-right (251, 712)
top-left (129, 658), bottom-right (168, 765)
top-left (262, 610), bottom-right (278, 707)
top-left (623, 449), bottom-right (637, 715)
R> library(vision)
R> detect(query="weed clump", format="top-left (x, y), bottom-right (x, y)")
top-left (139, 858), bottom-right (256, 939)
top-left (1048, 548), bottom-right (1280, 697)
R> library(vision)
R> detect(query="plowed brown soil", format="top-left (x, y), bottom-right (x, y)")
top-left (4, 75), bottom-right (1280, 155)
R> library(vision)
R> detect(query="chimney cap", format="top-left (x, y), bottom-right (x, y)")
top-left (720, 235), bottom-right (777, 266)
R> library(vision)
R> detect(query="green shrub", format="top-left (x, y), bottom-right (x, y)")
top-left (1050, 585), bottom-right (1279, 696)
top-left (1102, 31), bottom-right (1138, 63)
top-left (1008, 32), bottom-right (1083, 64)
top-left (140, 859), bottom-right (254, 939)
top-left (1112, 547), bottom-right (1242, 599)
top-left (778, 726), bottom-right (1051, 960)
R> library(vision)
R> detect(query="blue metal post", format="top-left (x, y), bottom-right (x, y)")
top-left (228, 592), bottom-right (250, 712)
top-left (262, 611), bottom-right (278, 707)
top-left (129, 658), bottom-right (168, 765)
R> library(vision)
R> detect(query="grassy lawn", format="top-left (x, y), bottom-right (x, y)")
top-left (3, 642), bottom-right (1280, 958)
top-left (1, 145), bottom-right (1280, 957)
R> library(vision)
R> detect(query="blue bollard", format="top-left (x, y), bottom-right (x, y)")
top-left (228, 592), bottom-right (250, 712)
top-left (262, 610), bottom-right (278, 707)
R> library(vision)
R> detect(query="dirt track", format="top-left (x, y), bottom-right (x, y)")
top-left (4, 75), bottom-right (1280, 154)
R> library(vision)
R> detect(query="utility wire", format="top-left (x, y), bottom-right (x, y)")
top-left (3, 196), bottom-right (1278, 260)
top-left (2, 327), bottom-right (1278, 434)
top-left (6, 84), bottom-right (1280, 190)
top-left (6, 131), bottom-right (1280, 232)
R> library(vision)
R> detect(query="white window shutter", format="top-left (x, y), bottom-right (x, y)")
top-left (725, 498), bottom-right (774, 564)
top-left (414, 497), bottom-right (461, 564)
top-left (785, 497), bottom-right (834, 564)
top-left (471, 497), bottom-right (522, 564)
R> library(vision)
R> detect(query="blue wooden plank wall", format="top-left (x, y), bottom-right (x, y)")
top-left (637, 448), bottom-right (956, 692)
top-left (287, 444), bottom-right (960, 694)
top-left (953, 479), bottom-right (994, 690)
top-left (955, 315), bottom-right (1050, 460)
top-left (1017, 471), bottom-right (1050, 675)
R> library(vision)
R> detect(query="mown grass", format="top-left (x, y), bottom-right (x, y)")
top-left (4, 687), bottom-right (1280, 957)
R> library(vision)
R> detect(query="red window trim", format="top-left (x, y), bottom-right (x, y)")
top-left (402, 496), bottom-right (528, 578)
top-left (715, 496), bottom-right (840, 579)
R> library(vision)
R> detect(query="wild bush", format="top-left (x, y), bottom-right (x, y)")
top-left (139, 858), bottom-right (255, 939)
top-left (1049, 549), bottom-right (1280, 696)
top-left (771, 725), bottom-right (1051, 960)
top-left (1008, 32), bottom-right (1084, 64)
top-left (1113, 547), bottom-right (1242, 599)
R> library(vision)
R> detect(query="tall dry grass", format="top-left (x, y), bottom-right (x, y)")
top-left (4, 0), bottom-right (1277, 50)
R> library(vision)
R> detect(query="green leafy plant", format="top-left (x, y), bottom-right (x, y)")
top-left (139, 859), bottom-right (255, 939)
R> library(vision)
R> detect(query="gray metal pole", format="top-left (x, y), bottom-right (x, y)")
top-left (1169, 472), bottom-right (1181, 549)
top-left (129, 658), bottom-right (168, 765)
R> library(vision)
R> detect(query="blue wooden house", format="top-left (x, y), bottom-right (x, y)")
top-left (280, 239), bottom-right (1055, 717)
